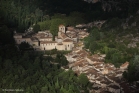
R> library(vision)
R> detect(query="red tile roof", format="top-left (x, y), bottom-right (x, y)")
top-left (120, 62), bottom-right (129, 68)
top-left (63, 39), bottom-right (73, 42)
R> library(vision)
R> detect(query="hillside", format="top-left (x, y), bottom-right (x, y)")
top-left (83, 12), bottom-right (139, 82)
top-left (0, 0), bottom-right (139, 92)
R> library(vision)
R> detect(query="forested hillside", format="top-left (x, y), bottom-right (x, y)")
top-left (0, 0), bottom-right (134, 33)
top-left (85, 0), bottom-right (139, 13)
top-left (0, 0), bottom-right (94, 32)
top-left (1, 0), bottom-right (139, 92)
top-left (0, 45), bottom-right (92, 93)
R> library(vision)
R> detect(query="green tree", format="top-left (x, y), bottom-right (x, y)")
top-left (78, 73), bottom-right (89, 87)
top-left (111, 52), bottom-right (122, 67)
top-left (38, 20), bottom-right (51, 30)
top-left (89, 42), bottom-right (98, 54)
top-left (19, 42), bottom-right (31, 51)
top-left (100, 32), bottom-right (105, 39)
top-left (41, 86), bottom-right (48, 93)
top-left (127, 62), bottom-right (136, 82)
top-left (83, 37), bottom-right (91, 49)
top-left (91, 27), bottom-right (100, 40)
top-left (51, 13), bottom-right (66, 19)
top-left (133, 55), bottom-right (139, 79)
top-left (50, 18), bottom-right (65, 36)
top-left (35, 8), bottom-right (43, 23)
top-left (3, 59), bottom-right (13, 70)
top-left (33, 57), bottom-right (41, 70)
top-left (55, 78), bottom-right (60, 89)
top-left (0, 56), bottom-right (2, 69)
top-left (0, 25), bottom-right (12, 44)
top-left (33, 24), bottom-right (40, 33)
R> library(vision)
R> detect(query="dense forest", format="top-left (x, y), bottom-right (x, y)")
top-left (1, 0), bottom-right (138, 33)
top-left (0, 45), bottom-right (92, 93)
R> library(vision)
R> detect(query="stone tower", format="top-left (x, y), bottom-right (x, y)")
top-left (59, 25), bottom-right (65, 33)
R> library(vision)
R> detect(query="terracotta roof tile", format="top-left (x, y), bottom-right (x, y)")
top-left (61, 33), bottom-right (67, 38)
top-left (63, 39), bottom-right (73, 42)
top-left (120, 62), bottom-right (129, 67)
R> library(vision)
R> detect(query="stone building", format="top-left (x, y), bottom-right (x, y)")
top-left (13, 25), bottom-right (87, 51)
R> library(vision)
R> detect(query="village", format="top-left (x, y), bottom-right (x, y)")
top-left (64, 44), bottom-right (130, 93)
top-left (13, 24), bottom-right (89, 51)
top-left (2, 0), bottom-right (139, 92)
top-left (13, 21), bottom-right (139, 93)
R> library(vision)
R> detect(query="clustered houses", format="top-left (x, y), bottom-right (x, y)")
top-left (13, 25), bottom-right (89, 51)
top-left (64, 46), bottom-right (136, 93)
